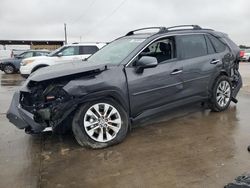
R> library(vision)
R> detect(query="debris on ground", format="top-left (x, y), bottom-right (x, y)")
top-left (225, 173), bottom-right (250, 187)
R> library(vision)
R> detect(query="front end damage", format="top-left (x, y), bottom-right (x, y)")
top-left (7, 64), bottom-right (107, 133)
top-left (7, 81), bottom-right (78, 133)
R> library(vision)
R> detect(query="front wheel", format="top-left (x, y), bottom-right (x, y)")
top-left (3, 64), bottom-right (15, 74)
top-left (72, 99), bottom-right (129, 149)
top-left (209, 75), bottom-right (232, 112)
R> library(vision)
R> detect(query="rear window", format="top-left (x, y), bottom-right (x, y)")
top-left (80, 46), bottom-right (99, 55)
top-left (178, 34), bottom-right (207, 59)
top-left (207, 35), bottom-right (226, 53)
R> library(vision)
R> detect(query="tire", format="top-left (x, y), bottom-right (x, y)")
top-left (3, 64), bottom-right (15, 74)
top-left (209, 75), bottom-right (232, 112)
top-left (72, 99), bottom-right (129, 149)
top-left (248, 58), bottom-right (250, 62)
top-left (53, 114), bottom-right (74, 135)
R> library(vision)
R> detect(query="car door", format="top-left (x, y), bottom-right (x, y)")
top-left (125, 37), bottom-right (184, 116)
top-left (176, 34), bottom-right (223, 99)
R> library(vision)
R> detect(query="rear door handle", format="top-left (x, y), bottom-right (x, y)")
top-left (210, 59), bottom-right (220, 64)
top-left (171, 69), bottom-right (183, 75)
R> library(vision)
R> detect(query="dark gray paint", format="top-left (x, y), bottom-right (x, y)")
top-left (6, 28), bottom-right (243, 133)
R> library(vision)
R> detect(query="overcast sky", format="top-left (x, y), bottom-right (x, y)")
top-left (0, 0), bottom-right (250, 45)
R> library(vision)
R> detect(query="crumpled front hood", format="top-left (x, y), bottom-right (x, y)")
top-left (28, 61), bottom-right (107, 82)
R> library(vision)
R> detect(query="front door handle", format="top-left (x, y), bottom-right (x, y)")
top-left (210, 59), bottom-right (220, 64)
top-left (171, 69), bottom-right (183, 75)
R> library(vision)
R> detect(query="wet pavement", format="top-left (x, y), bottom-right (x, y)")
top-left (0, 63), bottom-right (250, 188)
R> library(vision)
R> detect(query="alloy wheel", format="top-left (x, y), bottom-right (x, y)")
top-left (216, 80), bottom-right (231, 108)
top-left (83, 103), bottom-right (122, 143)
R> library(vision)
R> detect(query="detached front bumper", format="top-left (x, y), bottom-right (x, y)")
top-left (6, 91), bottom-right (46, 133)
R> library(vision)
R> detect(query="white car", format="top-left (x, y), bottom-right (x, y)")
top-left (243, 49), bottom-right (250, 62)
top-left (20, 43), bottom-right (106, 78)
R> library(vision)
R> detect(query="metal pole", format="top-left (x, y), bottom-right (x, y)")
top-left (64, 23), bottom-right (67, 45)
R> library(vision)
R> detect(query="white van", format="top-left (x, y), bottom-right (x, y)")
top-left (20, 43), bottom-right (106, 78)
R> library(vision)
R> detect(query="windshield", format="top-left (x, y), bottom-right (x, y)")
top-left (88, 38), bottom-right (145, 65)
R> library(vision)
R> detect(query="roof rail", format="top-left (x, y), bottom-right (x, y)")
top-left (165, 25), bottom-right (202, 31)
top-left (125, 25), bottom-right (205, 36)
top-left (125, 27), bottom-right (167, 36)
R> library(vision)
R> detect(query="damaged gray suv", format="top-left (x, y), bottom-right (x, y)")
top-left (7, 25), bottom-right (242, 148)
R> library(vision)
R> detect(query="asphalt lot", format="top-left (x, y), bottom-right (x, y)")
top-left (1, 63), bottom-right (250, 188)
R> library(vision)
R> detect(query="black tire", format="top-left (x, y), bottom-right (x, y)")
top-left (72, 99), bottom-right (129, 149)
top-left (53, 114), bottom-right (74, 135)
top-left (3, 64), bottom-right (15, 74)
top-left (248, 58), bottom-right (250, 62)
top-left (209, 75), bottom-right (232, 112)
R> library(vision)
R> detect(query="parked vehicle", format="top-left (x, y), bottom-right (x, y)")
top-left (7, 25), bottom-right (242, 149)
top-left (12, 49), bottom-right (29, 57)
top-left (0, 50), bottom-right (50, 74)
top-left (20, 43), bottom-right (106, 78)
top-left (242, 49), bottom-right (250, 62)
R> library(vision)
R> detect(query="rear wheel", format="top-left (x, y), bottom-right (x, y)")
top-left (3, 64), bottom-right (15, 74)
top-left (72, 99), bottom-right (128, 149)
top-left (209, 76), bottom-right (232, 112)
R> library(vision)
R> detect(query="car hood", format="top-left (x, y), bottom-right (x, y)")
top-left (22, 56), bottom-right (50, 62)
top-left (28, 61), bottom-right (108, 82)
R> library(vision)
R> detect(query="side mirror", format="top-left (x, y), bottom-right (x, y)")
top-left (57, 52), bottom-right (63, 57)
top-left (135, 56), bottom-right (158, 73)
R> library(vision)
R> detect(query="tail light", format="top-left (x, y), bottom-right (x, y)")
top-left (240, 50), bottom-right (245, 58)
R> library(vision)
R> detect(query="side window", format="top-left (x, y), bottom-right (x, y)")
top-left (205, 35), bottom-right (216, 54)
top-left (207, 35), bottom-right (226, 53)
top-left (61, 46), bottom-right (79, 56)
top-left (137, 37), bottom-right (176, 64)
top-left (22, 52), bottom-right (34, 58)
top-left (42, 52), bottom-right (49, 56)
top-left (178, 34), bottom-right (207, 59)
top-left (80, 46), bottom-right (99, 55)
top-left (35, 52), bottom-right (47, 56)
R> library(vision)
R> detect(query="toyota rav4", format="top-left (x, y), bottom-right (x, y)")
top-left (7, 25), bottom-right (242, 149)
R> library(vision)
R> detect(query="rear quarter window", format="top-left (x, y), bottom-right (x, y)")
top-left (208, 35), bottom-right (226, 53)
top-left (80, 46), bottom-right (99, 55)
